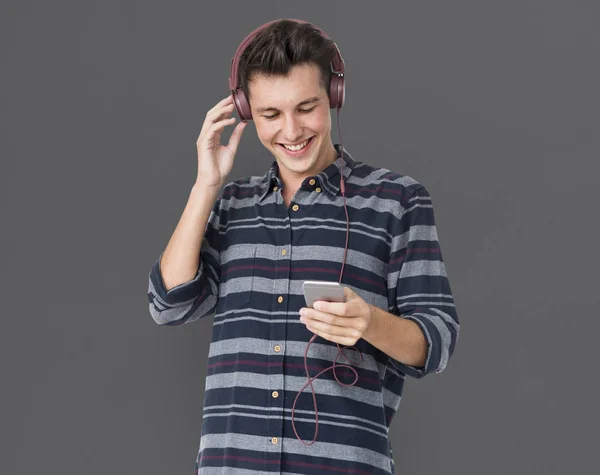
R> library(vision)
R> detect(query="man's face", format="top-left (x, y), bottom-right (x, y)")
top-left (248, 62), bottom-right (336, 183)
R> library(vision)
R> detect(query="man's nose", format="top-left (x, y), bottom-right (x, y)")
top-left (282, 114), bottom-right (303, 142)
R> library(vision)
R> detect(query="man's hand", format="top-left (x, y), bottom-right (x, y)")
top-left (299, 287), bottom-right (373, 346)
top-left (195, 95), bottom-right (247, 188)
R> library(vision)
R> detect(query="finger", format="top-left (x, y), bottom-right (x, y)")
top-left (304, 318), bottom-right (359, 338)
top-left (312, 300), bottom-right (350, 316)
top-left (213, 95), bottom-right (234, 108)
top-left (304, 308), bottom-right (349, 327)
top-left (198, 117), bottom-right (236, 145)
top-left (206, 102), bottom-right (235, 123)
top-left (208, 116), bottom-right (237, 132)
top-left (198, 105), bottom-right (233, 140)
top-left (208, 95), bottom-right (234, 114)
top-left (226, 120), bottom-right (247, 154)
top-left (342, 286), bottom-right (355, 299)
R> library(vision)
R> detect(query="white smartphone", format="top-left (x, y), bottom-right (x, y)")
top-left (302, 280), bottom-right (346, 308)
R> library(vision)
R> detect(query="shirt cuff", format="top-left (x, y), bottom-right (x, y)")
top-left (149, 253), bottom-right (205, 307)
top-left (388, 312), bottom-right (446, 379)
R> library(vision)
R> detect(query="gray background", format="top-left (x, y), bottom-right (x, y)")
top-left (2, 0), bottom-right (598, 473)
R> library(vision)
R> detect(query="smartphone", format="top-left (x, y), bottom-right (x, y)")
top-left (302, 280), bottom-right (346, 308)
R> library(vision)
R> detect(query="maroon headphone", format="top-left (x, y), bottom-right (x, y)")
top-left (228, 18), bottom-right (346, 121)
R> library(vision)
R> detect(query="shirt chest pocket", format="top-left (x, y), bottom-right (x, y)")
top-left (217, 245), bottom-right (256, 312)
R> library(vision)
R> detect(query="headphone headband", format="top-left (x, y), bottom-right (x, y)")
top-left (228, 18), bottom-right (346, 120)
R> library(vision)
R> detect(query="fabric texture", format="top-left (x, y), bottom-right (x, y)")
top-left (147, 145), bottom-right (460, 474)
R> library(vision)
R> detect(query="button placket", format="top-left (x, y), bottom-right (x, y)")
top-left (267, 194), bottom-right (293, 456)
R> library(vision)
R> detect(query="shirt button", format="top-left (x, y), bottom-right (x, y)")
top-left (273, 185), bottom-right (278, 191)
top-left (274, 345), bottom-right (281, 352)
top-left (309, 178), bottom-right (316, 186)
top-left (277, 296), bottom-right (283, 303)
top-left (271, 437), bottom-right (279, 444)
top-left (315, 187), bottom-right (322, 193)
top-left (281, 249), bottom-right (287, 256)
top-left (292, 204), bottom-right (299, 211)
top-left (272, 391), bottom-right (279, 398)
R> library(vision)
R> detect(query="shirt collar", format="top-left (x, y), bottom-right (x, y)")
top-left (258, 144), bottom-right (356, 201)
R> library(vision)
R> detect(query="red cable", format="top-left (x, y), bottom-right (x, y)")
top-left (292, 106), bottom-right (363, 445)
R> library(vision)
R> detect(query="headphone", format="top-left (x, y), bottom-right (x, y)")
top-left (228, 18), bottom-right (346, 122)
top-left (228, 19), bottom-right (359, 447)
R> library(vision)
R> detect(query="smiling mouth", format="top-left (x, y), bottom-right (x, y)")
top-left (278, 136), bottom-right (315, 151)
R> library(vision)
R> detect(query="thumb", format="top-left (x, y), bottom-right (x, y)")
top-left (227, 120), bottom-right (248, 155)
top-left (342, 286), bottom-right (355, 300)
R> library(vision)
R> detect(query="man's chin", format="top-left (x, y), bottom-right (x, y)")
top-left (274, 149), bottom-right (309, 166)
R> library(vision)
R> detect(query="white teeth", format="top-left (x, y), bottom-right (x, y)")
top-left (282, 138), bottom-right (310, 151)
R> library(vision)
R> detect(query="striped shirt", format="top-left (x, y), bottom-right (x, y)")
top-left (147, 145), bottom-right (460, 474)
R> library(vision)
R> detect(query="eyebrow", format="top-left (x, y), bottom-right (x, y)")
top-left (255, 96), bottom-right (321, 113)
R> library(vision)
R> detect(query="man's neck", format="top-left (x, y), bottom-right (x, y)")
top-left (279, 143), bottom-right (339, 200)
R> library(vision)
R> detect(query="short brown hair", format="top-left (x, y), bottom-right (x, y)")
top-left (238, 20), bottom-right (338, 101)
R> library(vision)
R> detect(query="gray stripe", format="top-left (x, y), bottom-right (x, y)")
top-left (390, 259), bottom-right (447, 279)
top-left (202, 411), bottom-right (387, 439)
top-left (202, 403), bottom-right (389, 433)
top-left (224, 221), bottom-right (391, 246)
top-left (221, 190), bottom-right (412, 218)
top-left (150, 297), bottom-right (167, 311)
top-left (398, 292), bottom-right (454, 300)
top-left (199, 433), bottom-right (391, 471)
top-left (398, 301), bottom-right (456, 309)
top-left (207, 336), bottom-right (380, 371)
top-left (227, 215), bottom-right (391, 238)
top-left (222, 243), bottom-right (388, 272)
top-left (357, 167), bottom-right (420, 189)
top-left (430, 307), bottom-right (460, 330)
top-left (199, 469), bottom-right (265, 475)
top-left (149, 293), bottom-right (217, 326)
top-left (218, 277), bottom-right (387, 306)
top-left (382, 386), bottom-right (402, 411)
top-left (390, 224), bottom-right (439, 250)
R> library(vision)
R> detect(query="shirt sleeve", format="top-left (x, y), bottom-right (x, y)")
top-left (147, 194), bottom-right (222, 326)
top-left (386, 185), bottom-right (460, 378)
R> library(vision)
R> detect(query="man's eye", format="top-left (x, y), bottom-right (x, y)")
top-left (262, 106), bottom-right (315, 120)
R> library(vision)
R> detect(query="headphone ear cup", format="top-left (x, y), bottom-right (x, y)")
top-left (233, 89), bottom-right (252, 121)
top-left (329, 74), bottom-right (345, 109)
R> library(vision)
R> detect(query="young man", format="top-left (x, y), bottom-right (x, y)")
top-left (147, 19), bottom-right (459, 475)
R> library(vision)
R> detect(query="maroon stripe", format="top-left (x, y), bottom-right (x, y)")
top-left (389, 247), bottom-right (440, 265)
